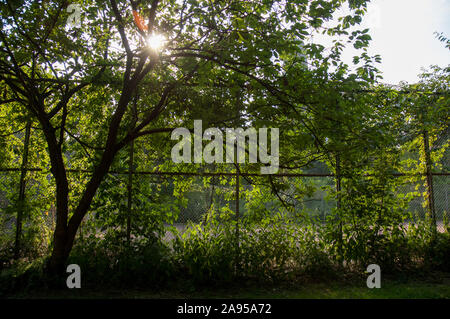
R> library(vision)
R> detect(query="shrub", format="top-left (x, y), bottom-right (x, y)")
top-left (68, 230), bottom-right (175, 288)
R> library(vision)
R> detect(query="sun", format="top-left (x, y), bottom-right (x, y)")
top-left (147, 33), bottom-right (166, 51)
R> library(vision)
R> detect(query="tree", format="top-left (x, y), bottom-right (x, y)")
top-left (0, 0), bottom-right (375, 276)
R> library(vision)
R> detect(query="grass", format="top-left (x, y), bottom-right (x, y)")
top-left (6, 274), bottom-right (450, 299)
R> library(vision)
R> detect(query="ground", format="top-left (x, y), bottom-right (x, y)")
top-left (6, 272), bottom-right (450, 299)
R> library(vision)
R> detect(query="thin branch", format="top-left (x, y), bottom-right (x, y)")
top-left (147, 0), bottom-right (160, 34)
top-left (0, 126), bottom-right (27, 137)
top-left (110, 0), bottom-right (133, 84)
top-left (64, 128), bottom-right (105, 151)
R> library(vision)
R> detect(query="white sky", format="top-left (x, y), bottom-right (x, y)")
top-left (355, 0), bottom-right (450, 84)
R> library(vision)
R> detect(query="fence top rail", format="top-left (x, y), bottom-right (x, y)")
top-left (0, 167), bottom-right (449, 177)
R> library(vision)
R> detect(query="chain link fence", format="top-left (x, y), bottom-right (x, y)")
top-left (0, 128), bottom-right (449, 251)
top-left (162, 174), bottom-right (448, 235)
top-left (1, 171), bottom-right (448, 245)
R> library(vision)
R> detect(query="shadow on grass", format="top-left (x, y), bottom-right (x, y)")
top-left (5, 271), bottom-right (450, 299)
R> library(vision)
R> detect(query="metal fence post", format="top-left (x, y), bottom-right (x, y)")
top-left (422, 129), bottom-right (437, 235)
top-left (126, 138), bottom-right (134, 244)
top-left (14, 119), bottom-right (32, 259)
top-left (335, 154), bottom-right (343, 263)
top-left (126, 93), bottom-right (138, 244)
top-left (236, 163), bottom-right (240, 266)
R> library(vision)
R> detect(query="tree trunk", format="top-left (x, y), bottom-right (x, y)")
top-left (43, 54), bottom-right (140, 277)
top-left (44, 87), bottom-right (135, 275)
top-left (45, 168), bottom-right (70, 276)
top-left (38, 116), bottom-right (70, 277)
top-left (46, 147), bottom-right (119, 276)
